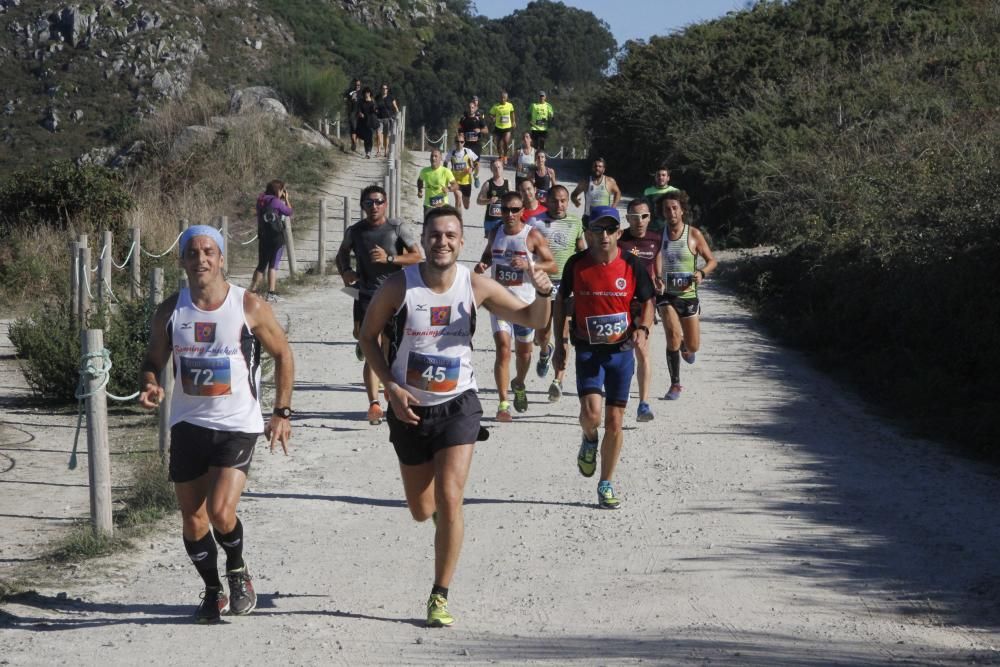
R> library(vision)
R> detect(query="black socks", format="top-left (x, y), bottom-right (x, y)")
top-left (214, 518), bottom-right (245, 573)
top-left (431, 584), bottom-right (449, 599)
top-left (667, 349), bottom-right (680, 385)
top-left (184, 532), bottom-right (222, 588)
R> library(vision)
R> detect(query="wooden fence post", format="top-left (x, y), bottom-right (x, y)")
top-left (149, 268), bottom-right (172, 462)
top-left (318, 199), bottom-right (328, 275)
top-left (69, 240), bottom-right (80, 324)
top-left (78, 245), bottom-right (91, 330)
top-left (178, 219), bottom-right (189, 292)
top-left (421, 125), bottom-right (426, 152)
top-left (98, 230), bottom-right (113, 311)
top-left (283, 220), bottom-right (298, 278)
top-left (130, 227), bottom-right (141, 300)
top-left (81, 329), bottom-right (113, 536)
top-left (343, 196), bottom-right (351, 234)
top-left (335, 113), bottom-right (341, 139)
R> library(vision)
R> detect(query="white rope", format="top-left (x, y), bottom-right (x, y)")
top-left (549, 147), bottom-right (564, 159)
top-left (81, 266), bottom-right (95, 298)
top-left (140, 231), bottom-right (184, 258)
top-left (109, 241), bottom-right (136, 270)
top-left (101, 275), bottom-right (123, 304)
top-left (426, 131), bottom-right (446, 144)
top-left (240, 234), bottom-right (258, 245)
top-left (69, 347), bottom-right (141, 468)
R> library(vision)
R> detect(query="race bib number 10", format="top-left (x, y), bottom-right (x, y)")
top-left (585, 312), bottom-right (629, 345)
top-left (180, 356), bottom-right (232, 396)
top-left (406, 352), bottom-right (460, 393)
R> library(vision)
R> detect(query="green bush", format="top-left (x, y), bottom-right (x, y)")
top-left (271, 60), bottom-right (348, 120)
top-left (0, 161), bottom-right (134, 236)
top-left (9, 298), bottom-right (154, 403)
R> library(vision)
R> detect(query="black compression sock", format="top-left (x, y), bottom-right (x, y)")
top-left (214, 519), bottom-right (245, 572)
top-left (184, 532), bottom-right (222, 588)
top-left (667, 349), bottom-right (681, 385)
top-left (431, 584), bottom-right (449, 599)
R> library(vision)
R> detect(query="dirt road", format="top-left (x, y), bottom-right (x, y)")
top-left (2, 151), bottom-right (1000, 665)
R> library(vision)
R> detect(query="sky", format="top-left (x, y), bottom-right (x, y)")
top-left (472, 0), bottom-right (749, 45)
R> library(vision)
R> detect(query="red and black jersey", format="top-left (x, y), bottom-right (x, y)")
top-left (558, 248), bottom-right (655, 348)
top-left (619, 230), bottom-right (661, 281)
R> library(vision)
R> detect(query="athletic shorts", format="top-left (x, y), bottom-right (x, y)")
top-left (530, 130), bottom-right (548, 143)
top-left (459, 183), bottom-right (472, 198)
top-left (484, 218), bottom-right (502, 238)
top-left (575, 345), bottom-right (635, 408)
top-left (493, 127), bottom-right (511, 139)
top-left (491, 312), bottom-right (534, 343)
top-left (657, 294), bottom-right (701, 319)
top-left (388, 389), bottom-right (482, 466)
top-left (376, 118), bottom-right (389, 134)
top-left (465, 142), bottom-right (482, 159)
top-left (169, 421), bottom-right (259, 483)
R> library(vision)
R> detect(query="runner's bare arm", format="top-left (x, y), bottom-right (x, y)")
top-left (245, 291), bottom-right (295, 454)
top-left (475, 229), bottom-right (496, 272)
top-left (358, 273), bottom-right (421, 424)
top-left (472, 271), bottom-right (552, 330)
top-left (335, 230), bottom-right (358, 285)
top-left (394, 242), bottom-right (423, 266)
top-left (476, 181), bottom-right (492, 205)
top-left (551, 288), bottom-right (570, 372)
top-left (571, 180), bottom-right (585, 207)
top-left (138, 295), bottom-right (178, 409)
top-left (691, 227), bottom-right (718, 283)
top-left (609, 177), bottom-right (622, 207)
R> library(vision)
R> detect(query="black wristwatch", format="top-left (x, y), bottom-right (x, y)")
top-left (273, 406), bottom-right (293, 419)
top-left (386, 254), bottom-right (395, 264)
top-left (536, 284), bottom-right (555, 298)
top-left (635, 325), bottom-right (650, 337)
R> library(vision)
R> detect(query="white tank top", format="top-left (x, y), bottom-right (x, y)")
top-left (585, 176), bottom-right (611, 215)
top-left (491, 224), bottom-right (537, 304)
top-left (168, 285), bottom-right (265, 433)
top-left (390, 264), bottom-right (478, 406)
top-left (515, 147), bottom-right (536, 178)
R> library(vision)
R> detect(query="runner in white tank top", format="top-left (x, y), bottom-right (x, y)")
top-left (571, 157), bottom-right (622, 221)
top-left (475, 191), bottom-right (557, 421)
top-left (138, 225), bottom-right (294, 623)
top-left (358, 206), bottom-right (555, 629)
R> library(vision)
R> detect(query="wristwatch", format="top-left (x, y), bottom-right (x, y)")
top-left (273, 406), bottom-right (293, 419)
top-left (634, 325), bottom-right (650, 336)
top-left (386, 254), bottom-right (395, 264)
top-left (536, 284), bottom-right (555, 298)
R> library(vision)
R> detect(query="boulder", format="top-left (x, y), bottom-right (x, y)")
top-left (56, 5), bottom-right (99, 48)
top-left (288, 127), bottom-right (330, 150)
top-left (169, 125), bottom-right (217, 159)
top-left (229, 86), bottom-right (286, 115)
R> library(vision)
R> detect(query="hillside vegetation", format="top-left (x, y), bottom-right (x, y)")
top-left (588, 0), bottom-right (1000, 454)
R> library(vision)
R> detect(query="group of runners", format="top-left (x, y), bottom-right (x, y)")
top-left (135, 140), bottom-right (716, 630)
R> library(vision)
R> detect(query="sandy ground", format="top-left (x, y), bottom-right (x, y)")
top-left (2, 150), bottom-right (1000, 665)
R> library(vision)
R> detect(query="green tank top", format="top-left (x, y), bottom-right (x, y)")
top-left (530, 214), bottom-right (582, 279)
top-left (661, 224), bottom-right (697, 299)
top-left (585, 177), bottom-right (612, 213)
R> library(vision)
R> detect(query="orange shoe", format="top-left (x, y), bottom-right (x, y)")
top-left (367, 401), bottom-right (384, 425)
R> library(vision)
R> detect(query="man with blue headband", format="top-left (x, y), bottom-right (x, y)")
top-left (138, 224), bottom-right (295, 623)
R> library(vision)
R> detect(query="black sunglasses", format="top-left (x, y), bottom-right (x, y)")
top-left (362, 198), bottom-right (386, 207)
top-left (501, 206), bottom-right (523, 214)
top-left (588, 225), bottom-right (618, 234)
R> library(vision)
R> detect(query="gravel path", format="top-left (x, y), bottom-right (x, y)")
top-left (2, 150), bottom-right (1000, 665)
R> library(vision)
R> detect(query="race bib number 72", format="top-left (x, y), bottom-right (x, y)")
top-left (180, 356), bottom-right (232, 396)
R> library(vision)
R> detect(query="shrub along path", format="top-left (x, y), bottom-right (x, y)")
top-left (2, 152), bottom-right (1000, 663)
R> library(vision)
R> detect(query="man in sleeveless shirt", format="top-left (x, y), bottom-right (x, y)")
top-left (475, 191), bottom-right (556, 421)
top-left (619, 200), bottom-right (662, 422)
top-left (476, 158), bottom-right (510, 238)
top-left (359, 205), bottom-right (554, 627)
top-left (138, 226), bottom-right (295, 623)
top-left (643, 165), bottom-right (680, 233)
top-left (457, 100), bottom-right (487, 182)
top-left (530, 184), bottom-right (586, 402)
top-left (336, 184), bottom-right (422, 425)
top-left (553, 207), bottom-right (655, 510)
top-left (571, 157), bottom-right (622, 225)
top-left (654, 191), bottom-right (718, 400)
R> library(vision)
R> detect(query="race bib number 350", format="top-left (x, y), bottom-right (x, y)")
top-left (180, 356), bottom-right (232, 396)
top-left (495, 265), bottom-right (524, 286)
top-left (406, 352), bottom-right (460, 393)
top-left (585, 312), bottom-right (629, 345)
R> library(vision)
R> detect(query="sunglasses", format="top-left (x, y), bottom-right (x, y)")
top-left (362, 198), bottom-right (386, 207)
top-left (588, 226), bottom-right (618, 235)
top-left (626, 213), bottom-right (651, 220)
top-left (501, 206), bottom-right (523, 214)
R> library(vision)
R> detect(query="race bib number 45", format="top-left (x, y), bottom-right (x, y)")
top-left (585, 312), bottom-right (629, 345)
top-left (406, 352), bottom-right (460, 393)
top-left (180, 356), bottom-right (232, 396)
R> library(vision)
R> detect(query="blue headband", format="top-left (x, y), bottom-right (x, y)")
top-left (180, 225), bottom-right (225, 255)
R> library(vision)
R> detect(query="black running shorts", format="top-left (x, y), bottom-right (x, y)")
top-left (169, 421), bottom-right (259, 483)
top-left (388, 389), bottom-right (483, 466)
top-left (657, 293), bottom-right (701, 319)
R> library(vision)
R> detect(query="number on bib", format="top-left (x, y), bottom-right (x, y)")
top-left (665, 272), bottom-right (694, 291)
top-left (584, 312), bottom-right (629, 345)
top-left (465, 131), bottom-right (478, 141)
top-left (406, 352), bottom-right (460, 393)
top-left (429, 193), bottom-right (446, 206)
top-left (488, 202), bottom-right (502, 218)
top-left (500, 115), bottom-right (511, 125)
top-left (494, 265), bottom-right (524, 287)
top-left (179, 356), bottom-right (232, 396)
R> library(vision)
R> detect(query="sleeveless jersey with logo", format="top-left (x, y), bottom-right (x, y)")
top-left (619, 229), bottom-right (662, 281)
top-left (515, 148), bottom-right (536, 179)
top-left (661, 224), bottom-right (697, 298)
top-left (168, 285), bottom-right (264, 433)
top-left (585, 176), bottom-right (612, 215)
top-left (491, 224), bottom-right (537, 304)
top-left (389, 264), bottom-right (478, 406)
top-left (483, 178), bottom-right (509, 222)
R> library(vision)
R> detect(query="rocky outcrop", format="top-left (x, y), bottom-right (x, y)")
top-left (228, 87), bottom-right (287, 116)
